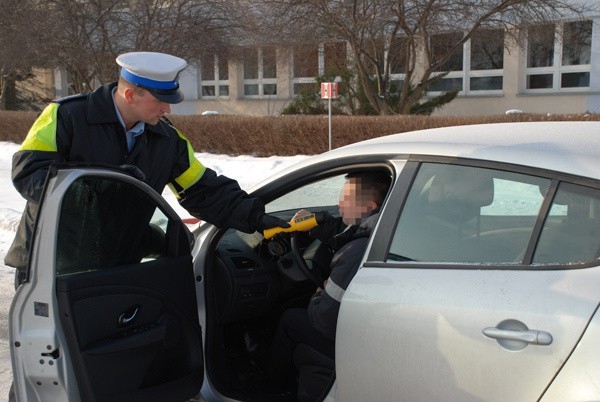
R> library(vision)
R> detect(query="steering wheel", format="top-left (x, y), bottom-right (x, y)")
top-left (289, 232), bottom-right (322, 287)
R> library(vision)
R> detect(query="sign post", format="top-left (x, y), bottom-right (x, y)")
top-left (321, 82), bottom-right (338, 151)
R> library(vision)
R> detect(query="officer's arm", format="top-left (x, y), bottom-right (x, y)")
top-left (12, 103), bottom-right (67, 203)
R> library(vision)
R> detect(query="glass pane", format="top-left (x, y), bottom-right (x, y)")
top-left (432, 32), bottom-right (464, 71)
top-left (533, 183), bottom-right (600, 264)
top-left (527, 24), bottom-right (555, 68)
top-left (262, 47), bottom-right (277, 79)
top-left (562, 20), bottom-right (592, 66)
top-left (293, 82), bottom-right (318, 95)
top-left (56, 177), bottom-right (168, 275)
top-left (243, 48), bottom-right (258, 79)
top-left (389, 80), bottom-right (404, 94)
top-left (470, 76), bottom-right (503, 90)
top-left (202, 86), bottom-right (216, 96)
top-left (219, 85), bottom-right (229, 96)
top-left (430, 77), bottom-right (463, 92)
top-left (387, 164), bottom-right (549, 263)
top-left (324, 42), bottom-right (347, 76)
top-left (244, 84), bottom-right (259, 95)
top-left (360, 39), bottom-right (386, 76)
top-left (201, 57), bottom-right (215, 81)
top-left (527, 74), bottom-right (553, 89)
top-left (266, 175), bottom-right (347, 213)
top-left (390, 37), bottom-right (410, 75)
top-left (561, 72), bottom-right (590, 88)
top-left (218, 56), bottom-right (229, 80)
top-left (471, 30), bottom-right (504, 70)
top-left (294, 45), bottom-right (319, 78)
top-left (263, 84), bottom-right (277, 95)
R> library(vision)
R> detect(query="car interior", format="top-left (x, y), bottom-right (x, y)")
top-left (200, 167), bottom-right (392, 401)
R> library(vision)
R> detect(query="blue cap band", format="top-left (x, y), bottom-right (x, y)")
top-left (120, 68), bottom-right (179, 91)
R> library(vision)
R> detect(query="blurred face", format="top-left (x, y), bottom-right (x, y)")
top-left (338, 178), bottom-right (378, 225)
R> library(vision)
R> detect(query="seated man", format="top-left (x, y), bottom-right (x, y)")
top-left (264, 171), bottom-right (391, 397)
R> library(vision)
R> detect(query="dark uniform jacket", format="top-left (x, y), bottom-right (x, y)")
top-left (5, 83), bottom-right (264, 270)
top-left (307, 211), bottom-right (380, 341)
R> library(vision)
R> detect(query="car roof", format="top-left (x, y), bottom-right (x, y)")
top-left (319, 121), bottom-right (600, 181)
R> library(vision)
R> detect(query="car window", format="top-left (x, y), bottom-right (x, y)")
top-left (388, 163), bottom-right (550, 263)
top-left (55, 176), bottom-right (173, 275)
top-left (266, 175), bottom-right (346, 213)
top-left (533, 182), bottom-right (600, 264)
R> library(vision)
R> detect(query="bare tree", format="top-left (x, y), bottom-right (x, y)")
top-left (0, 0), bottom-right (54, 110)
top-left (27, 0), bottom-right (258, 95)
top-left (261, 0), bottom-right (596, 115)
top-left (0, 0), bottom-right (260, 109)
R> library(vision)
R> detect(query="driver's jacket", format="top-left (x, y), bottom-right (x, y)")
top-left (307, 212), bottom-right (380, 341)
top-left (5, 83), bottom-right (264, 270)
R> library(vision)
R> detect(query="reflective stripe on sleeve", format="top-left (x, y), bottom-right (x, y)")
top-left (172, 128), bottom-right (206, 193)
top-left (325, 279), bottom-right (345, 302)
top-left (20, 103), bottom-right (59, 152)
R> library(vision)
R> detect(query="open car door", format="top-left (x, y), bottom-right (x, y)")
top-left (9, 167), bottom-right (203, 402)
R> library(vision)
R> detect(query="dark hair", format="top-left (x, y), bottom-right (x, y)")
top-left (346, 171), bottom-right (391, 205)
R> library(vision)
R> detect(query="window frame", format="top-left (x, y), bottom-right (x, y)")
top-left (243, 47), bottom-right (278, 98)
top-left (55, 173), bottom-right (189, 276)
top-left (524, 20), bottom-right (593, 93)
top-left (199, 54), bottom-right (229, 99)
top-left (366, 156), bottom-right (600, 270)
top-left (291, 42), bottom-right (347, 96)
top-left (427, 30), bottom-right (505, 97)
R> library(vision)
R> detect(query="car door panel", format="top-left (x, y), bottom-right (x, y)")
top-left (541, 303), bottom-right (600, 400)
top-left (336, 267), bottom-right (600, 401)
top-left (10, 168), bottom-right (203, 402)
top-left (55, 255), bottom-right (202, 402)
top-left (336, 161), bottom-right (600, 401)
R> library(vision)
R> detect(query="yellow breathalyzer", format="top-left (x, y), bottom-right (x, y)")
top-left (263, 212), bottom-right (322, 239)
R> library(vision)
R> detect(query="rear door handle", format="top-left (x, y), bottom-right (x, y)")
top-left (482, 327), bottom-right (553, 345)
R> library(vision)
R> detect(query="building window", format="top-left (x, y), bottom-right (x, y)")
top-left (200, 55), bottom-right (229, 98)
top-left (526, 20), bottom-right (592, 91)
top-left (292, 42), bottom-right (346, 95)
top-left (429, 30), bottom-right (504, 95)
top-left (388, 37), bottom-right (410, 93)
top-left (243, 47), bottom-right (277, 97)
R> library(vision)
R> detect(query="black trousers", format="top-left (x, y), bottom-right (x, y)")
top-left (266, 308), bottom-right (335, 385)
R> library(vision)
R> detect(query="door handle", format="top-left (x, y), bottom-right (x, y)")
top-left (118, 306), bottom-right (140, 326)
top-left (482, 327), bottom-right (553, 345)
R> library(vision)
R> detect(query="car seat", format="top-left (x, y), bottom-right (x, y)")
top-left (293, 343), bottom-right (335, 402)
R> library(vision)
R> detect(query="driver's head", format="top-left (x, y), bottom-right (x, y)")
top-left (338, 172), bottom-right (390, 225)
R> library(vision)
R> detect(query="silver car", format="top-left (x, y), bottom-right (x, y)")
top-left (9, 122), bottom-right (600, 401)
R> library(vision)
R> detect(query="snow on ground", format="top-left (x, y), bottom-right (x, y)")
top-left (0, 141), bottom-right (309, 401)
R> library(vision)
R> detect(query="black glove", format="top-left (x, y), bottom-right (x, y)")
top-left (257, 213), bottom-right (290, 231)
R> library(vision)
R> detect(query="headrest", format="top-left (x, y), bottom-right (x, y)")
top-left (427, 167), bottom-right (494, 223)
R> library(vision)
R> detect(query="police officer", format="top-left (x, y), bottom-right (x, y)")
top-left (5, 51), bottom-right (288, 287)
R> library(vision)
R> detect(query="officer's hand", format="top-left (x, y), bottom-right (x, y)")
top-left (258, 213), bottom-right (291, 231)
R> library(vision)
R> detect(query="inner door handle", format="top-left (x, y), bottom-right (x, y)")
top-left (118, 306), bottom-right (140, 326)
top-left (482, 327), bottom-right (553, 345)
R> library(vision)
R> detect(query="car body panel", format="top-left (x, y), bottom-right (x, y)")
top-left (541, 303), bottom-right (600, 401)
top-left (250, 122), bottom-right (600, 192)
top-left (337, 266), bottom-right (600, 400)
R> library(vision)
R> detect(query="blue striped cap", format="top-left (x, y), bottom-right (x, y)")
top-left (116, 51), bottom-right (187, 104)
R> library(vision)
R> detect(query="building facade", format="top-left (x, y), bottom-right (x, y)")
top-left (53, 16), bottom-right (600, 116)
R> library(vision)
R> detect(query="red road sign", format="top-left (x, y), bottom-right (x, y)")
top-left (321, 82), bottom-right (339, 99)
